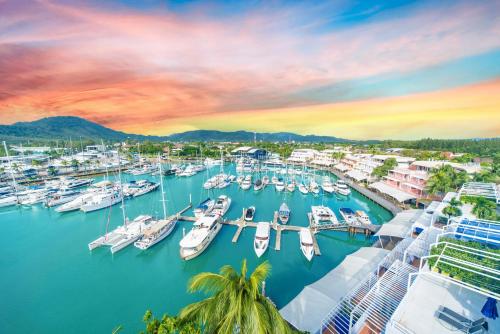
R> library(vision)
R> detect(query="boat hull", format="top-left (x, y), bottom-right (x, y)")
top-left (180, 222), bottom-right (222, 260)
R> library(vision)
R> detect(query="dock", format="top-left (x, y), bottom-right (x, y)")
top-left (275, 226), bottom-right (282, 250)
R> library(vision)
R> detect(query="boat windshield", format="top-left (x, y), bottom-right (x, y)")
top-left (301, 241), bottom-right (313, 246)
top-left (256, 236), bottom-right (268, 241)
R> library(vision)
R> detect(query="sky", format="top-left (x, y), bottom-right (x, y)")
top-left (0, 0), bottom-right (499, 139)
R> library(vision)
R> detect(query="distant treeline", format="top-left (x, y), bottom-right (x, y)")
top-left (379, 138), bottom-right (500, 156)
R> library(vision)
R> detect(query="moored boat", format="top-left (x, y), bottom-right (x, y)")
top-left (278, 202), bottom-right (290, 224)
top-left (179, 213), bottom-right (222, 260)
top-left (334, 180), bottom-right (351, 196)
top-left (355, 210), bottom-right (371, 225)
top-left (194, 198), bottom-right (215, 218)
top-left (254, 222), bottom-right (270, 258)
top-left (339, 207), bottom-right (357, 224)
top-left (212, 195), bottom-right (231, 217)
top-left (311, 206), bottom-right (338, 226)
top-left (245, 206), bottom-right (256, 221)
top-left (299, 228), bottom-right (314, 261)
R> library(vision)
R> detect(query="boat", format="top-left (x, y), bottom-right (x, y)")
top-left (0, 194), bottom-right (18, 207)
top-left (177, 165), bottom-right (196, 177)
top-left (355, 210), bottom-right (371, 225)
top-left (179, 213), bottom-right (222, 260)
top-left (45, 189), bottom-right (81, 207)
top-left (61, 177), bottom-right (93, 189)
top-left (271, 176), bottom-right (279, 184)
top-left (309, 179), bottom-right (320, 194)
top-left (240, 175), bottom-right (252, 190)
top-left (253, 222), bottom-right (270, 258)
top-left (299, 228), bottom-right (314, 261)
top-left (134, 216), bottom-right (177, 250)
top-left (339, 207), bottom-right (357, 224)
top-left (203, 176), bottom-right (218, 189)
top-left (55, 192), bottom-right (96, 212)
top-left (286, 180), bottom-right (296, 192)
top-left (275, 178), bottom-right (285, 192)
top-left (194, 198), bottom-right (215, 218)
top-left (212, 195), bottom-right (231, 217)
top-left (217, 176), bottom-right (232, 189)
top-left (134, 155), bottom-right (177, 250)
top-left (204, 158), bottom-right (222, 166)
top-left (18, 188), bottom-right (50, 205)
top-left (321, 176), bottom-right (335, 193)
top-left (245, 206), bottom-right (256, 221)
top-left (89, 215), bottom-right (153, 253)
top-left (262, 175), bottom-right (270, 185)
top-left (334, 180), bottom-right (351, 196)
top-left (236, 175), bottom-right (244, 184)
top-left (311, 206), bottom-right (338, 226)
top-left (80, 190), bottom-right (123, 213)
top-left (278, 202), bottom-right (290, 224)
top-left (254, 179), bottom-right (263, 191)
top-left (133, 180), bottom-right (159, 197)
top-left (298, 183), bottom-right (309, 195)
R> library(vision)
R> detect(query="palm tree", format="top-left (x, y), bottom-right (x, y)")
top-left (426, 165), bottom-right (468, 197)
top-left (472, 198), bottom-right (497, 220)
top-left (442, 198), bottom-right (462, 224)
top-left (180, 260), bottom-right (293, 334)
top-left (141, 310), bottom-right (201, 334)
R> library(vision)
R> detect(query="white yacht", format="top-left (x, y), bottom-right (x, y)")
top-left (18, 188), bottom-right (50, 205)
top-left (240, 175), bottom-right (252, 190)
top-left (298, 183), bottom-right (309, 195)
top-left (278, 202), bottom-right (290, 224)
top-left (55, 192), bottom-right (96, 212)
top-left (334, 180), bottom-right (351, 196)
top-left (355, 210), bottom-right (371, 225)
top-left (194, 198), bottom-right (215, 218)
top-left (311, 206), bottom-right (338, 226)
top-left (0, 194), bottom-right (18, 207)
top-left (262, 175), bottom-right (270, 185)
top-left (61, 177), bottom-right (93, 189)
top-left (254, 179), bottom-right (263, 191)
top-left (132, 181), bottom-right (159, 197)
top-left (275, 178), bottom-right (285, 192)
top-left (212, 195), bottom-right (231, 217)
top-left (321, 176), bottom-right (335, 193)
top-left (236, 175), bottom-right (244, 184)
top-left (133, 216), bottom-right (177, 250)
top-left (339, 207), bottom-right (357, 224)
top-left (46, 189), bottom-right (81, 207)
top-left (299, 228), bottom-right (314, 261)
top-left (271, 176), bottom-right (279, 184)
top-left (203, 176), bottom-right (218, 189)
top-left (217, 175), bottom-right (231, 189)
top-left (80, 190), bottom-right (122, 213)
top-left (89, 215), bottom-right (152, 253)
top-left (179, 213), bottom-right (222, 260)
top-left (286, 180), bottom-right (296, 192)
top-left (309, 179), bottom-right (320, 194)
top-left (253, 222), bottom-right (270, 258)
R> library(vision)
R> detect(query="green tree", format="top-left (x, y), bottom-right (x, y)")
top-left (71, 159), bottom-right (80, 171)
top-left (442, 198), bottom-right (462, 223)
top-left (371, 158), bottom-right (397, 178)
top-left (426, 165), bottom-right (469, 196)
top-left (471, 198), bottom-right (497, 220)
top-left (180, 260), bottom-right (293, 334)
top-left (141, 310), bottom-right (201, 334)
top-left (47, 165), bottom-right (58, 176)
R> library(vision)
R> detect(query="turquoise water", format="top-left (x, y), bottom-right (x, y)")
top-left (0, 164), bottom-right (392, 333)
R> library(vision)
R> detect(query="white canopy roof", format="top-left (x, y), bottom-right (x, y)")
top-left (346, 169), bottom-right (368, 181)
top-left (280, 247), bottom-right (389, 333)
top-left (375, 209), bottom-right (423, 238)
top-left (369, 181), bottom-right (416, 203)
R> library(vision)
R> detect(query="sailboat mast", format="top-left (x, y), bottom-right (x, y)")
top-left (158, 154), bottom-right (167, 219)
top-left (117, 148), bottom-right (127, 227)
top-left (3, 141), bottom-right (17, 192)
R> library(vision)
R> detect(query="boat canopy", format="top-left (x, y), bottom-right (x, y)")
top-left (255, 222), bottom-right (270, 238)
top-left (279, 203), bottom-right (290, 215)
top-left (143, 218), bottom-right (173, 237)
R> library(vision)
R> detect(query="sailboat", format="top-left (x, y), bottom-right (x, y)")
top-left (134, 156), bottom-right (177, 250)
top-left (0, 141), bottom-right (19, 207)
top-left (88, 151), bottom-right (153, 253)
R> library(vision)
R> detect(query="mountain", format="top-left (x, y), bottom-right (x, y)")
top-left (0, 116), bottom-right (163, 141)
top-left (167, 130), bottom-right (354, 143)
top-left (0, 116), bottom-right (359, 143)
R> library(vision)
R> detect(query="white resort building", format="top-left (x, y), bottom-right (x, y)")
top-left (280, 191), bottom-right (499, 334)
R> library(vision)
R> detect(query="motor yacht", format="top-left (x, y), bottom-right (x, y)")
top-left (355, 210), bottom-right (371, 225)
top-left (299, 228), bottom-right (314, 261)
top-left (80, 190), bottom-right (122, 213)
top-left (254, 222), bottom-right (270, 258)
top-left (0, 194), bottom-right (18, 207)
top-left (45, 189), bottom-right (81, 207)
top-left (321, 176), bottom-right (335, 193)
top-left (339, 207), bottom-right (357, 224)
top-left (278, 202), bottom-right (290, 224)
top-left (275, 178), bottom-right (285, 192)
top-left (286, 180), bottom-right (296, 192)
top-left (245, 206), bottom-right (256, 221)
top-left (334, 180), bottom-right (351, 196)
top-left (179, 214), bottom-right (222, 260)
top-left (262, 175), bottom-right (270, 185)
top-left (212, 195), bottom-right (231, 217)
top-left (240, 175), bottom-right (252, 190)
top-left (309, 179), bottom-right (320, 194)
top-left (194, 198), bottom-right (215, 218)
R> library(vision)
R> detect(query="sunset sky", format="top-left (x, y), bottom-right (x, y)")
top-left (1, 0), bottom-right (499, 139)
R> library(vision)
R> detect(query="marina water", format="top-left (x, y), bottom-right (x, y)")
top-left (0, 164), bottom-right (392, 333)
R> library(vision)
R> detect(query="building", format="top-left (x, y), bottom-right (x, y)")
top-left (287, 149), bottom-right (318, 164)
top-left (310, 149), bottom-right (338, 167)
top-left (410, 160), bottom-right (482, 174)
top-left (230, 146), bottom-right (268, 160)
